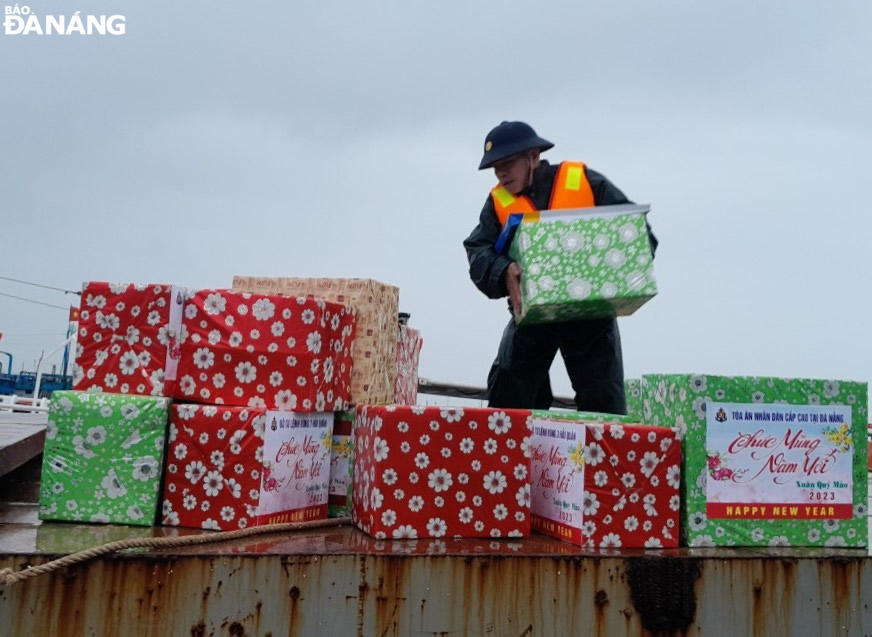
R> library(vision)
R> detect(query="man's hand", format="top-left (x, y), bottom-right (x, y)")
top-left (505, 262), bottom-right (523, 315)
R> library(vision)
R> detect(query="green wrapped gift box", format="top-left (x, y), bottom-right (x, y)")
top-left (625, 379), bottom-right (643, 421)
top-left (38, 391), bottom-right (170, 526)
top-left (507, 206), bottom-right (657, 325)
top-left (532, 409), bottom-right (635, 424)
top-left (641, 374), bottom-right (868, 547)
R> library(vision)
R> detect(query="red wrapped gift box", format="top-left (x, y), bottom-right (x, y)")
top-left (394, 325), bottom-right (423, 406)
top-left (161, 404), bottom-right (265, 530)
top-left (529, 417), bottom-right (682, 548)
top-left (174, 290), bottom-right (355, 411)
top-left (352, 405), bottom-right (533, 539)
top-left (73, 282), bottom-right (186, 396)
top-left (161, 404), bottom-right (333, 530)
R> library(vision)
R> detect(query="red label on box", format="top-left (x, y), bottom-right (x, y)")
top-left (257, 504), bottom-right (328, 525)
top-left (706, 503), bottom-right (853, 519)
top-left (532, 515), bottom-right (581, 544)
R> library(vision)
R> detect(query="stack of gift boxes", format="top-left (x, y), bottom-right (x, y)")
top-left (485, 205), bottom-right (869, 549)
top-left (37, 209), bottom-right (868, 551)
top-left (344, 206), bottom-right (679, 543)
top-left (230, 276), bottom-right (421, 521)
top-left (38, 275), bottom-right (690, 547)
top-left (41, 280), bottom-right (361, 530)
top-left (34, 212), bottom-right (692, 548)
top-left (40, 282), bottom-right (180, 526)
top-left (160, 288), bottom-right (356, 530)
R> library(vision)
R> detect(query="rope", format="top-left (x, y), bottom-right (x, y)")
top-left (0, 291), bottom-right (68, 311)
top-left (0, 276), bottom-right (80, 295)
top-left (0, 517), bottom-right (351, 586)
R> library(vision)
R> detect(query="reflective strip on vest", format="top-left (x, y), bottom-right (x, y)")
top-left (565, 164), bottom-right (584, 191)
top-left (490, 161), bottom-right (595, 227)
top-left (492, 186), bottom-right (517, 209)
top-left (490, 186), bottom-right (536, 226)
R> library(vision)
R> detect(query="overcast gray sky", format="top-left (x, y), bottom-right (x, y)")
top-left (2, 0), bottom-right (870, 404)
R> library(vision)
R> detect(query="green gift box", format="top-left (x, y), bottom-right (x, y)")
top-left (507, 206), bottom-right (657, 324)
top-left (38, 390), bottom-right (170, 526)
top-left (532, 409), bottom-right (635, 424)
top-left (328, 410), bottom-right (355, 518)
top-left (625, 379), bottom-right (643, 421)
top-left (640, 374), bottom-right (868, 548)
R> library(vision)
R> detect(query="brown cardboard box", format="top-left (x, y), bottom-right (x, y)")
top-left (232, 276), bottom-right (399, 405)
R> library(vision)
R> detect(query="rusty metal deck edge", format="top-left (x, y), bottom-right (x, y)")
top-left (1, 550), bottom-right (870, 636)
top-left (1, 543), bottom-right (869, 561)
top-left (1, 519), bottom-right (870, 560)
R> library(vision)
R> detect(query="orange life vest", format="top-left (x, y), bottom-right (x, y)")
top-left (490, 161), bottom-right (595, 226)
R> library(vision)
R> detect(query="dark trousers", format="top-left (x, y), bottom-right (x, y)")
top-left (487, 317), bottom-right (627, 414)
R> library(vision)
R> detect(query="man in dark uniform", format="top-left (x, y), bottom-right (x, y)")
top-left (463, 121), bottom-right (657, 414)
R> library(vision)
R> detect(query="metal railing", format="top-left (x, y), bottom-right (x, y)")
top-left (32, 335), bottom-right (75, 399)
top-left (0, 394), bottom-right (50, 425)
top-left (417, 377), bottom-right (575, 409)
top-left (0, 394), bottom-right (50, 413)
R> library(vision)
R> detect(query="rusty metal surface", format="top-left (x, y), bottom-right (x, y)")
top-left (1, 479), bottom-right (870, 635)
top-left (2, 502), bottom-right (869, 560)
top-left (1, 542), bottom-right (870, 635)
top-left (0, 422), bottom-right (868, 633)
top-left (0, 502), bottom-right (871, 636)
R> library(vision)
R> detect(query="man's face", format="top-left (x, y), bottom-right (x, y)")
top-left (492, 153), bottom-right (531, 195)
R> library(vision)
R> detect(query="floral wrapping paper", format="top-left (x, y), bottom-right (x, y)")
top-left (625, 379), bottom-right (643, 421)
top-left (232, 276), bottom-right (399, 405)
top-left (394, 324), bottom-right (423, 406)
top-left (641, 374), bottom-right (869, 547)
top-left (352, 406), bottom-right (533, 539)
top-left (532, 410), bottom-right (635, 424)
top-left (508, 212), bottom-right (657, 324)
top-left (39, 390), bottom-right (169, 526)
top-left (529, 417), bottom-right (681, 548)
top-left (328, 410), bottom-right (355, 518)
top-left (174, 289), bottom-right (355, 412)
top-left (73, 282), bottom-right (186, 396)
top-left (162, 404), bottom-right (266, 530)
top-left (161, 404), bottom-right (334, 530)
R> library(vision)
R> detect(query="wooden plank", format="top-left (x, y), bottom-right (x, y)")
top-left (0, 412), bottom-right (48, 425)
top-left (0, 422), bottom-right (46, 478)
